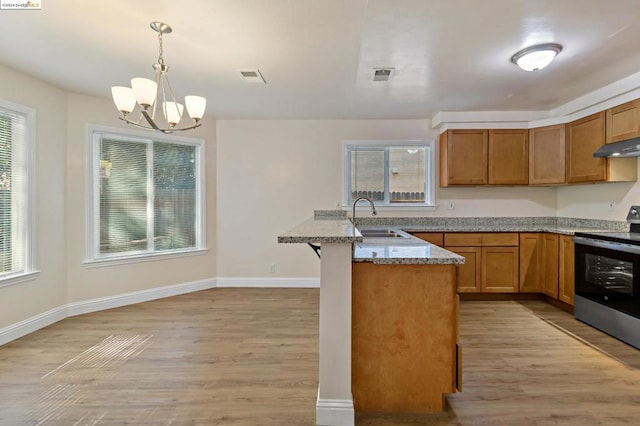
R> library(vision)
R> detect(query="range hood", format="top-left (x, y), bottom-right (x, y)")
top-left (593, 137), bottom-right (640, 158)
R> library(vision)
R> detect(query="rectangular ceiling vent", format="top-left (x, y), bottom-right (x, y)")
top-left (240, 69), bottom-right (266, 84)
top-left (372, 67), bottom-right (395, 82)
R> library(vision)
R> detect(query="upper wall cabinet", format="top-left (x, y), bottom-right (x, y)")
top-left (606, 99), bottom-right (640, 143)
top-left (440, 130), bottom-right (488, 186)
top-left (566, 112), bottom-right (636, 183)
top-left (566, 112), bottom-right (607, 183)
top-left (529, 125), bottom-right (565, 185)
top-left (488, 129), bottom-right (529, 185)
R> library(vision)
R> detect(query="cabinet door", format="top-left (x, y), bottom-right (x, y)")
top-left (445, 246), bottom-right (481, 292)
top-left (440, 130), bottom-right (488, 186)
top-left (481, 247), bottom-right (519, 292)
top-left (606, 99), bottom-right (640, 143)
top-left (529, 125), bottom-right (566, 184)
top-left (566, 112), bottom-right (607, 183)
top-left (488, 129), bottom-right (529, 185)
top-left (559, 235), bottom-right (575, 305)
top-left (542, 234), bottom-right (559, 298)
top-left (519, 233), bottom-right (542, 293)
top-left (412, 232), bottom-right (444, 246)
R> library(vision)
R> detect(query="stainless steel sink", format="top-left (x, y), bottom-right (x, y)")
top-left (359, 228), bottom-right (409, 238)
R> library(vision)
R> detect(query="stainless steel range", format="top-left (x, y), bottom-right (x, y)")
top-left (574, 206), bottom-right (640, 349)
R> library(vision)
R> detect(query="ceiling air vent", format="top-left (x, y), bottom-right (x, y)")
top-left (372, 67), bottom-right (395, 82)
top-left (240, 69), bottom-right (266, 84)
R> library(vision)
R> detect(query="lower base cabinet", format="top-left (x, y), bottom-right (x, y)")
top-left (542, 234), bottom-right (559, 298)
top-left (413, 231), bottom-right (575, 303)
top-left (351, 263), bottom-right (460, 413)
top-left (559, 235), bottom-right (575, 305)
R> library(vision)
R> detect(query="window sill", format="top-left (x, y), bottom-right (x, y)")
top-left (0, 270), bottom-right (41, 289)
top-left (83, 248), bottom-right (209, 268)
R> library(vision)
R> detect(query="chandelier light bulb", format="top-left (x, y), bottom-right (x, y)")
top-left (111, 86), bottom-right (136, 114)
top-left (163, 101), bottom-right (184, 126)
top-left (185, 96), bottom-right (206, 121)
top-left (131, 78), bottom-right (158, 108)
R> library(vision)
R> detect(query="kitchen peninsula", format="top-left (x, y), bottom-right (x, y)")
top-left (278, 213), bottom-right (464, 426)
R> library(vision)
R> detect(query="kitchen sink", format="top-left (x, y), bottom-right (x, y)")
top-left (359, 228), bottom-right (409, 239)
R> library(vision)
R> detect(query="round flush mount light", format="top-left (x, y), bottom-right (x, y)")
top-left (510, 43), bottom-right (563, 72)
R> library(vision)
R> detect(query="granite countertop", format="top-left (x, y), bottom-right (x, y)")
top-left (279, 213), bottom-right (628, 265)
top-left (353, 233), bottom-right (465, 265)
top-left (277, 217), bottom-right (362, 244)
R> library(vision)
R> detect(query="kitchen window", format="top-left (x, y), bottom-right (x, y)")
top-left (87, 127), bottom-right (205, 264)
top-left (0, 100), bottom-right (36, 286)
top-left (344, 140), bottom-right (435, 207)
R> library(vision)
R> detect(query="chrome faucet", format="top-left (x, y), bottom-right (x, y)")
top-left (352, 197), bottom-right (377, 224)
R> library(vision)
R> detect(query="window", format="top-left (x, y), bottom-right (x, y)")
top-left (0, 100), bottom-right (36, 285)
top-left (88, 128), bottom-right (205, 263)
top-left (344, 140), bottom-right (434, 206)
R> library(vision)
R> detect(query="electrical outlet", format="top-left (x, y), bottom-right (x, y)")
top-left (446, 201), bottom-right (455, 210)
top-left (269, 263), bottom-right (276, 274)
top-left (608, 202), bottom-right (616, 211)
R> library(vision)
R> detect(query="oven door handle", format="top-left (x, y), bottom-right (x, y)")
top-left (574, 236), bottom-right (640, 255)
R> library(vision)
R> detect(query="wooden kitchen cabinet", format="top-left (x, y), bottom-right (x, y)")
top-left (606, 98), bottom-right (640, 143)
top-left (566, 112), bottom-right (607, 183)
top-left (519, 233), bottom-right (543, 293)
top-left (558, 235), bottom-right (575, 305)
top-left (439, 130), bottom-right (488, 186)
top-left (566, 112), bottom-right (637, 183)
top-left (488, 129), bottom-right (529, 185)
top-left (445, 233), bottom-right (518, 293)
top-left (446, 246), bottom-right (481, 292)
top-left (529, 125), bottom-right (565, 184)
top-left (482, 246), bottom-right (519, 292)
top-left (542, 234), bottom-right (560, 298)
top-left (412, 232), bottom-right (444, 246)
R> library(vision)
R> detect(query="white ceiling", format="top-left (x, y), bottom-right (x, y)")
top-left (1, 0), bottom-right (640, 119)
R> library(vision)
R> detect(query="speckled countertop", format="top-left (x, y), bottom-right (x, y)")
top-left (279, 213), bottom-right (628, 265)
top-left (277, 217), bottom-right (362, 244)
top-left (352, 227), bottom-right (465, 265)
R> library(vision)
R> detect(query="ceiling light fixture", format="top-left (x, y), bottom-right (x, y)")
top-left (510, 43), bottom-right (563, 72)
top-left (111, 22), bottom-right (206, 134)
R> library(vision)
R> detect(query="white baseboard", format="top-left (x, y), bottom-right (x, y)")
top-left (67, 277), bottom-right (217, 317)
top-left (0, 276), bottom-right (318, 347)
top-left (0, 305), bottom-right (67, 347)
top-left (217, 277), bottom-right (320, 288)
top-left (316, 395), bottom-right (354, 426)
top-left (0, 277), bottom-right (217, 346)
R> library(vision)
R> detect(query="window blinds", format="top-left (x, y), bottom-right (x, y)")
top-left (98, 135), bottom-right (197, 256)
top-left (0, 106), bottom-right (27, 276)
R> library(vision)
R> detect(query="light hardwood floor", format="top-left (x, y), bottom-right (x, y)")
top-left (1, 288), bottom-right (639, 425)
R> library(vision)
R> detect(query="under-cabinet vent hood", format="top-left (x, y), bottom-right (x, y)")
top-left (593, 137), bottom-right (640, 158)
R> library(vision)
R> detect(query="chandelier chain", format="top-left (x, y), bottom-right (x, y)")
top-left (157, 30), bottom-right (165, 66)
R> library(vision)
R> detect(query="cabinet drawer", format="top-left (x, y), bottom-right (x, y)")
top-left (482, 233), bottom-right (519, 246)
top-left (444, 233), bottom-right (518, 246)
top-left (412, 232), bottom-right (444, 246)
top-left (444, 233), bottom-right (482, 246)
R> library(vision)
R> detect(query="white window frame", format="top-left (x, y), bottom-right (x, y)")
top-left (343, 139), bottom-right (436, 210)
top-left (0, 99), bottom-right (38, 288)
top-left (85, 125), bottom-right (207, 266)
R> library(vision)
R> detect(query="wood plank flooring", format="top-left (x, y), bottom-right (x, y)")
top-left (0, 288), bottom-right (639, 425)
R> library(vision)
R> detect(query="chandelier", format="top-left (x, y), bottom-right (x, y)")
top-left (111, 22), bottom-right (206, 134)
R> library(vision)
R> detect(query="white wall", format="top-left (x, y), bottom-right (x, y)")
top-left (65, 93), bottom-right (217, 303)
top-left (216, 120), bottom-right (557, 279)
top-left (0, 63), bottom-right (218, 330)
top-left (0, 64), bottom-right (67, 329)
top-left (557, 164), bottom-right (640, 221)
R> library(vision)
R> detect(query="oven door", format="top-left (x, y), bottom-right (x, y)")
top-left (574, 236), bottom-right (640, 319)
